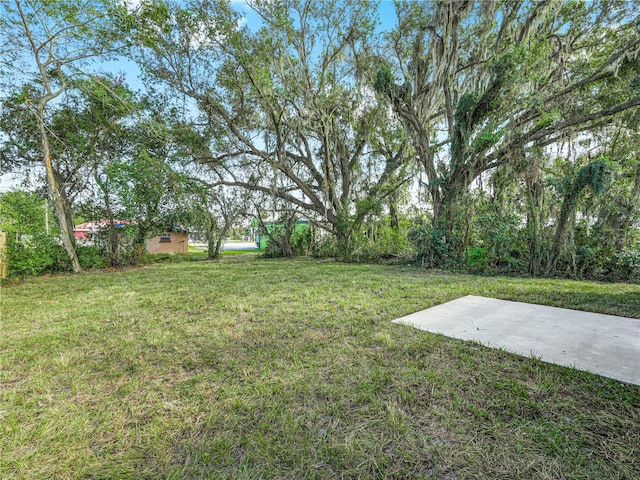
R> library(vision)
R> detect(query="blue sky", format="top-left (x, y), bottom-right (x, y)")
top-left (232, 0), bottom-right (399, 31)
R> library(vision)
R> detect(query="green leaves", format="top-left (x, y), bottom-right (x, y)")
top-left (534, 110), bottom-right (561, 129)
top-left (470, 125), bottom-right (503, 155)
top-left (374, 66), bottom-right (402, 98)
top-left (575, 159), bottom-right (610, 196)
top-left (0, 191), bottom-right (50, 236)
top-left (454, 92), bottom-right (478, 127)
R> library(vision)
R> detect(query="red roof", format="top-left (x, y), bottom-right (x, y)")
top-left (73, 220), bottom-right (134, 240)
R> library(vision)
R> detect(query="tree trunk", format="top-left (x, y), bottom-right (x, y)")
top-left (622, 164), bottom-right (640, 250)
top-left (389, 192), bottom-right (399, 230)
top-left (281, 224), bottom-right (293, 258)
top-left (526, 190), bottom-right (540, 276)
top-left (52, 170), bottom-right (76, 238)
top-left (133, 227), bottom-right (148, 262)
top-left (614, 163), bottom-right (640, 251)
top-left (207, 223), bottom-right (221, 260)
top-left (107, 224), bottom-right (119, 266)
top-left (525, 175), bottom-right (543, 276)
top-left (436, 182), bottom-right (463, 251)
top-left (220, 220), bottom-right (233, 257)
top-left (106, 208), bottom-right (120, 267)
top-left (547, 194), bottom-right (575, 275)
top-left (96, 176), bottom-right (121, 267)
top-left (37, 105), bottom-right (82, 273)
top-left (17, 1), bottom-right (81, 273)
top-left (207, 217), bottom-right (233, 260)
top-left (335, 218), bottom-right (353, 261)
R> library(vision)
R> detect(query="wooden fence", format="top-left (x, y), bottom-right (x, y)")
top-left (0, 232), bottom-right (7, 279)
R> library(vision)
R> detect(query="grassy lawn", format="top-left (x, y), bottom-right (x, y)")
top-left (1, 257), bottom-right (639, 479)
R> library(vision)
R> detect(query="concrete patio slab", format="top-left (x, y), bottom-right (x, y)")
top-left (393, 295), bottom-right (640, 385)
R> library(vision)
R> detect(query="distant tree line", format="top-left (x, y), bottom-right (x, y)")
top-left (1, 0), bottom-right (638, 281)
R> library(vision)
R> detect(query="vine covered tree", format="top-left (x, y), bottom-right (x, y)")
top-left (375, 0), bottom-right (640, 261)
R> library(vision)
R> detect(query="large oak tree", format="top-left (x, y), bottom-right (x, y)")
top-left (375, 0), bottom-right (640, 250)
top-left (135, 0), bottom-right (412, 254)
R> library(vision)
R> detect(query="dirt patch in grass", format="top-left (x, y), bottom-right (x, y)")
top-left (1, 258), bottom-right (639, 479)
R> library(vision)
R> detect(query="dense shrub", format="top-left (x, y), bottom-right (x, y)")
top-left (6, 236), bottom-right (109, 276)
top-left (290, 223), bottom-right (314, 256)
top-left (91, 224), bottom-right (138, 265)
top-left (310, 217), bottom-right (413, 263)
top-left (262, 222), bottom-right (313, 258)
top-left (466, 246), bottom-right (489, 272)
top-left (609, 249), bottom-right (640, 282)
top-left (310, 234), bottom-right (340, 259)
top-left (348, 222), bottom-right (413, 263)
top-left (472, 202), bottom-right (524, 272)
top-left (6, 233), bottom-right (70, 277)
top-left (408, 217), bottom-right (457, 268)
top-left (77, 245), bottom-right (109, 270)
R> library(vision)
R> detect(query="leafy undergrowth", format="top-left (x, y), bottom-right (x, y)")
top-left (1, 257), bottom-right (638, 479)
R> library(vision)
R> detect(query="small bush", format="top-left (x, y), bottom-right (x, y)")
top-left (347, 223), bottom-right (413, 263)
top-left (467, 246), bottom-right (489, 273)
top-left (409, 217), bottom-right (456, 268)
top-left (290, 224), bottom-right (313, 256)
top-left (609, 248), bottom-right (640, 283)
top-left (77, 245), bottom-right (109, 270)
top-left (262, 222), bottom-right (313, 258)
top-left (472, 202), bottom-right (524, 272)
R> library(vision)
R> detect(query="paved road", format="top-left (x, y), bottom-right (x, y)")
top-left (222, 241), bottom-right (259, 251)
